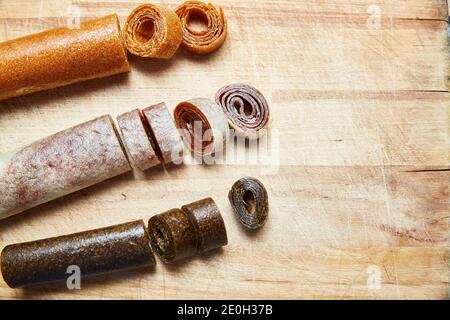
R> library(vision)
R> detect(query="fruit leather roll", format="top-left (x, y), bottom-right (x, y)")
top-left (148, 208), bottom-right (198, 263)
top-left (116, 109), bottom-right (160, 171)
top-left (0, 115), bottom-right (131, 220)
top-left (142, 103), bottom-right (184, 165)
top-left (174, 98), bottom-right (229, 156)
top-left (0, 14), bottom-right (130, 101)
top-left (123, 4), bottom-right (182, 58)
top-left (175, 1), bottom-right (227, 55)
top-left (148, 198), bottom-right (228, 263)
top-left (215, 83), bottom-right (270, 139)
top-left (181, 198), bottom-right (228, 253)
top-left (1, 220), bottom-right (156, 288)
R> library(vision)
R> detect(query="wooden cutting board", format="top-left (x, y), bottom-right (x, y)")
top-left (0, 0), bottom-right (448, 299)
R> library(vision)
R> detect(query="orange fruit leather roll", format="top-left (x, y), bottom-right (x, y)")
top-left (123, 4), bottom-right (182, 58)
top-left (0, 14), bottom-right (130, 101)
top-left (175, 1), bottom-right (227, 55)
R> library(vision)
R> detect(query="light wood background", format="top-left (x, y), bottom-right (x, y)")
top-left (0, 0), bottom-right (448, 300)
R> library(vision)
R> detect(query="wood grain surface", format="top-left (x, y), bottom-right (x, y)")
top-left (0, 0), bottom-right (448, 299)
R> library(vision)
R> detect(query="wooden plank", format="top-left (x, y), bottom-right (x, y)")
top-left (0, 165), bottom-right (447, 299)
top-left (1, 1), bottom-right (447, 20)
top-left (1, 92), bottom-right (448, 166)
top-left (0, 0), bottom-right (448, 300)
top-left (0, 165), bottom-right (447, 246)
top-left (1, 2), bottom-right (447, 92)
top-left (0, 246), bottom-right (446, 299)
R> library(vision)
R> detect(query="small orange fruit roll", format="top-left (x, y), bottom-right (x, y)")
top-left (123, 4), bottom-right (183, 58)
top-left (175, 1), bottom-right (227, 55)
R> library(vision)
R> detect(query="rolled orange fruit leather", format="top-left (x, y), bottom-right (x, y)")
top-left (175, 1), bottom-right (227, 55)
top-left (0, 14), bottom-right (130, 101)
top-left (123, 4), bottom-right (182, 58)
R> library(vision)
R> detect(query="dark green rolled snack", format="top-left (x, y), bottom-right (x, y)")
top-left (148, 208), bottom-right (198, 263)
top-left (182, 198), bottom-right (228, 253)
top-left (228, 177), bottom-right (269, 230)
top-left (0, 220), bottom-right (155, 288)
